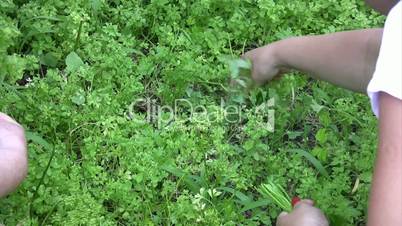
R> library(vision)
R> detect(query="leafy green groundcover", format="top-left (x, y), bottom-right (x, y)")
top-left (0, 0), bottom-right (383, 225)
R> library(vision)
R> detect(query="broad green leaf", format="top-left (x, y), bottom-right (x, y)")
top-left (65, 51), bottom-right (84, 73)
top-left (40, 52), bottom-right (58, 67)
top-left (312, 146), bottom-right (328, 162)
top-left (71, 90), bottom-right (85, 105)
top-left (315, 128), bottom-right (328, 144)
top-left (231, 94), bottom-right (245, 104)
top-left (311, 99), bottom-right (324, 113)
top-left (90, 0), bottom-right (103, 11)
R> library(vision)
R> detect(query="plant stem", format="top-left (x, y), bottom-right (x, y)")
top-left (74, 20), bottom-right (83, 51)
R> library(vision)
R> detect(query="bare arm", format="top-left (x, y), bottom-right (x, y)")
top-left (0, 113), bottom-right (28, 197)
top-left (368, 93), bottom-right (402, 226)
top-left (273, 29), bottom-right (383, 93)
top-left (365, 0), bottom-right (400, 15)
top-left (244, 29), bottom-right (383, 93)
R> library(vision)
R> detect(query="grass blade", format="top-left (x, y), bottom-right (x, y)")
top-left (161, 165), bottom-right (201, 193)
top-left (288, 149), bottom-right (329, 178)
top-left (26, 131), bottom-right (52, 151)
top-left (240, 199), bottom-right (271, 212)
top-left (217, 187), bottom-right (252, 203)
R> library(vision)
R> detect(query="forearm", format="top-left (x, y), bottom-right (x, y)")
top-left (273, 29), bottom-right (383, 93)
top-left (365, 0), bottom-right (400, 15)
top-left (368, 93), bottom-right (402, 226)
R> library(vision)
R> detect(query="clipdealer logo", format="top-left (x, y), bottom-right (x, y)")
top-left (127, 97), bottom-right (275, 132)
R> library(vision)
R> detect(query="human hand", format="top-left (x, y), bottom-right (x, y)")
top-left (242, 43), bottom-right (288, 85)
top-left (276, 199), bottom-right (329, 226)
top-left (0, 113), bottom-right (28, 197)
top-left (0, 113), bottom-right (26, 152)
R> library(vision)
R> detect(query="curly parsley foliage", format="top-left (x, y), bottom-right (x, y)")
top-left (0, 0), bottom-right (383, 225)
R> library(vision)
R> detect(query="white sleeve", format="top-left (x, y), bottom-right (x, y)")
top-left (367, 2), bottom-right (402, 117)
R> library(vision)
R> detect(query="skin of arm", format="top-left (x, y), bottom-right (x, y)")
top-left (367, 93), bottom-right (402, 226)
top-left (266, 29), bottom-right (383, 92)
top-left (0, 113), bottom-right (28, 198)
top-left (365, 0), bottom-right (400, 15)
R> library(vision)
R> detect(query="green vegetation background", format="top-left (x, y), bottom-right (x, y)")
top-left (0, 0), bottom-right (384, 225)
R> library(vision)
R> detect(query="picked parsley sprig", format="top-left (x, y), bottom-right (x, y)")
top-left (226, 58), bottom-right (256, 104)
top-left (258, 180), bottom-right (292, 212)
